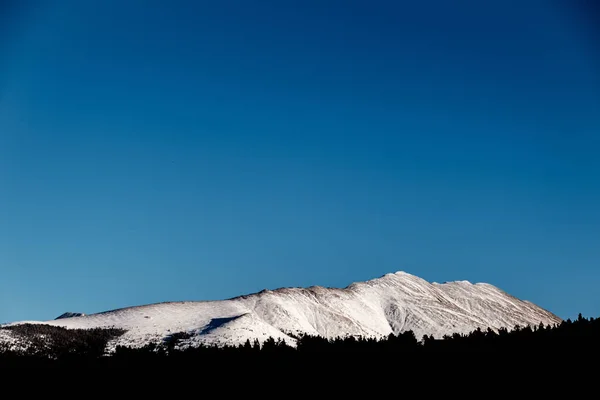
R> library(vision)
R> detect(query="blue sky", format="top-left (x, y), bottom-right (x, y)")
top-left (1, 0), bottom-right (599, 323)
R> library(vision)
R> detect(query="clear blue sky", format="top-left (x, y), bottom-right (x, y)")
top-left (1, 0), bottom-right (599, 323)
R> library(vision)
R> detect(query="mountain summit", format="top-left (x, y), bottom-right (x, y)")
top-left (3, 271), bottom-right (561, 348)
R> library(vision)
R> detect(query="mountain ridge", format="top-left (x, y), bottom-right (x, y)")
top-left (1, 270), bottom-right (561, 349)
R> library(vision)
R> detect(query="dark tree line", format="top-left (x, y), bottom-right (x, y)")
top-left (0, 324), bottom-right (126, 366)
top-left (1, 313), bottom-right (598, 367)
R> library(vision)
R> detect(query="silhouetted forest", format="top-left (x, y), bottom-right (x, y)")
top-left (1, 313), bottom-right (598, 367)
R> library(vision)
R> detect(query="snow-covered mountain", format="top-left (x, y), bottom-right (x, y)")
top-left (1, 271), bottom-right (561, 349)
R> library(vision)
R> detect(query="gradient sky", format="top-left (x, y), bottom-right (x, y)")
top-left (1, 0), bottom-right (599, 323)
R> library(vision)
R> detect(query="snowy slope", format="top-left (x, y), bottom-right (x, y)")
top-left (1, 271), bottom-right (561, 349)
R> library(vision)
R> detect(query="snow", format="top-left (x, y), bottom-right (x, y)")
top-left (0, 271), bottom-right (562, 349)
top-left (0, 330), bottom-right (16, 346)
